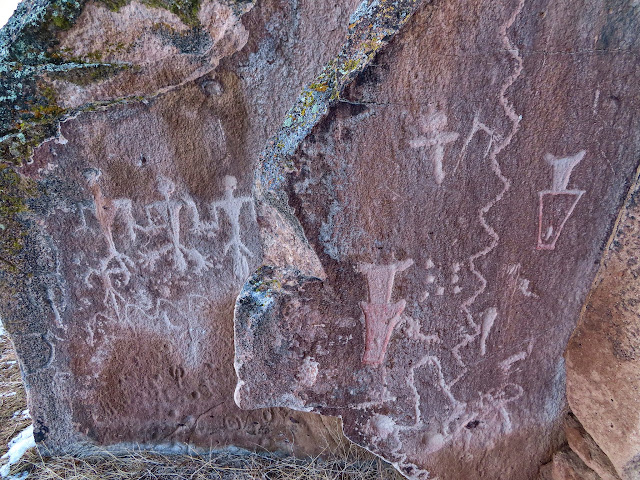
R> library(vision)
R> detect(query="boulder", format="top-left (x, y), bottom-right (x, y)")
top-left (564, 414), bottom-right (620, 480)
top-left (0, 0), bottom-right (362, 455)
top-left (234, 0), bottom-right (640, 478)
top-left (565, 165), bottom-right (640, 479)
top-left (552, 448), bottom-right (602, 480)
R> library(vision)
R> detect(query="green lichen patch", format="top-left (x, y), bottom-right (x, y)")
top-left (257, 0), bottom-right (423, 194)
top-left (0, 73), bottom-right (65, 165)
top-left (48, 63), bottom-right (134, 86)
top-left (0, 165), bottom-right (36, 275)
top-left (1, 1), bottom-right (88, 166)
top-left (96, 0), bottom-right (203, 27)
top-left (0, 0), bottom-right (140, 166)
top-left (256, 0), bottom-right (422, 195)
top-left (3, 1), bottom-right (87, 66)
top-left (151, 22), bottom-right (212, 54)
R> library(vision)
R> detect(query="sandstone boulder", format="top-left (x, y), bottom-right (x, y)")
top-left (0, 0), bottom-right (362, 455)
top-left (566, 165), bottom-right (640, 479)
top-left (234, 0), bottom-right (640, 478)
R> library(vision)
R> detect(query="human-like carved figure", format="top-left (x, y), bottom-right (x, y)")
top-left (537, 150), bottom-right (586, 250)
top-left (410, 109), bottom-right (459, 185)
top-left (208, 175), bottom-right (256, 281)
top-left (141, 177), bottom-right (212, 274)
top-left (82, 169), bottom-right (136, 319)
top-left (357, 258), bottom-right (414, 366)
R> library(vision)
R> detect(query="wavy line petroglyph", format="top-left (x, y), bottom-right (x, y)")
top-left (452, 0), bottom-right (524, 365)
top-left (384, 0), bottom-right (528, 461)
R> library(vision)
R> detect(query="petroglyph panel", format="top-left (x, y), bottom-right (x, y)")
top-left (23, 92), bottom-right (341, 454)
top-left (1, 0), bottom-right (366, 456)
top-left (235, 1), bottom-right (640, 479)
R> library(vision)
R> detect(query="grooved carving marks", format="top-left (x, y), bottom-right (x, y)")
top-left (290, 0), bottom-right (535, 474)
top-left (387, 2), bottom-right (529, 468)
top-left (358, 259), bottom-right (414, 365)
top-left (410, 108), bottom-right (460, 185)
top-left (537, 151), bottom-right (586, 250)
top-left (77, 171), bottom-right (257, 365)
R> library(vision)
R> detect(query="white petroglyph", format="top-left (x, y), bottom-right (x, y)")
top-left (506, 263), bottom-right (539, 299)
top-left (209, 175), bottom-right (256, 281)
top-left (78, 171), bottom-right (256, 356)
top-left (141, 177), bottom-right (212, 274)
top-left (410, 108), bottom-right (459, 185)
top-left (402, 315), bottom-right (440, 344)
top-left (452, 0), bottom-right (523, 367)
top-left (296, 356), bottom-right (320, 387)
top-left (479, 307), bottom-right (498, 356)
top-left (537, 151), bottom-right (586, 250)
top-left (421, 261), bottom-right (464, 300)
top-left (46, 287), bottom-right (65, 330)
top-left (398, 2), bottom-right (527, 461)
top-left (546, 151), bottom-right (585, 193)
top-left (456, 113), bottom-right (496, 173)
top-left (500, 341), bottom-right (533, 374)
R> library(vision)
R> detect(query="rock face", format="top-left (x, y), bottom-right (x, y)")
top-left (0, 0), bottom-right (365, 455)
top-left (565, 167), bottom-right (640, 479)
top-left (233, 0), bottom-right (640, 478)
top-left (3, 0), bottom-right (640, 476)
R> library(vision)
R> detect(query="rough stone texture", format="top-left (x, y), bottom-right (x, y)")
top-left (551, 448), bottom-right (602, 480)
top-left (0, 0), bottom-right (364, 456)
top-left (565, 163), bottom-right (640, 479)
top-left (234, 0), bottom-right (640, 478)
top-left (564, 414), bottom-right (620, 480)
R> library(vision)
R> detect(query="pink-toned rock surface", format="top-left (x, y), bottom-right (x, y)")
top-left (234, 0), bottom-right (640, 478)
top-left (564, 414), bottom-right (620, 480)
top-left (566, 170), bottom-right (640, 479)
top-left (0, 0), bottom-right (363, 456)
top-left (551, 449), bottom-right (602, 480)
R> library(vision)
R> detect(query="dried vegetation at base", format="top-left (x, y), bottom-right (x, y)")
top-left (11, 447), bottom-right (403, 480)
top-left (0, 331), bottom-right (403, 479)
top-left (0, 330), bottom-right (30, 459)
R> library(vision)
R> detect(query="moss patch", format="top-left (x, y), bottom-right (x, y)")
top-left (0, 0), bottom-right (144, 166)
top-left (96, 0), bottom-right (202, 27)
top-left (0, 165), bottom-right (36, 274)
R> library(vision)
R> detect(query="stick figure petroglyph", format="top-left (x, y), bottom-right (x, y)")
top-left (82, 169), bottom-right (136, 319)
top-left (141, 177), bottom-right (212, 274)
top-left (410, 109), bottom-right (460, 185)
top-left (537, 150), bottom-right (586, 250)
top-left (209, 175), bottom-right (256, 281)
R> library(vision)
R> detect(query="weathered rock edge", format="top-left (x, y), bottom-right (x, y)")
top-left (233, 0), bottom-right (431, 475)
top-left (251, 0), bottom-right (427, 275)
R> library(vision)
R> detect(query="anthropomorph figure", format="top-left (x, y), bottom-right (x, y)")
top-left (142, 177), bottom-right (211, 274)
top-left (209, 175), bottom-right (256, 281)
top-left (410, 109), bottom-right (459, 185)
top-left (537, 150), bottom-right (586, 250)
top-left (357, 259), bottom-right (414, 366)
top-left (82, 169), bottom-right (136, 320)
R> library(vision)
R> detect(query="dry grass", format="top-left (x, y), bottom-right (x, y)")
top-left (11, 445), bottom-right (403, 479)
top-left (0, 331), bottom-right (31, 459)
top-left (0, 332), bottom-right (403, 479)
